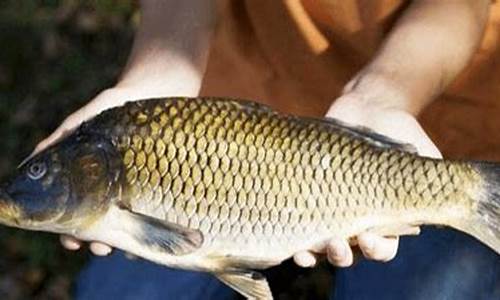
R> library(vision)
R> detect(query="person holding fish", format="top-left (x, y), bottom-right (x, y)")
top-left (25, 0), bottom-right (499, 299)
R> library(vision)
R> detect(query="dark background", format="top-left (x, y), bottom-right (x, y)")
top-left (0, 1), bottom-right (136, 298)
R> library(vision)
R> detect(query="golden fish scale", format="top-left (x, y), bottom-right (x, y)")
top-left (112, 98), bottom-right (479, 257)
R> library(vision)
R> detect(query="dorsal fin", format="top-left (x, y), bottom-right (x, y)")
top-left (80, 96), bottom-right (418, 155)
top-left (206, 97), bottom-right (417, 153)
top-left (217, 97), bottom-right (418, 153)
top-left (306, 116), bottom-right (418, 153)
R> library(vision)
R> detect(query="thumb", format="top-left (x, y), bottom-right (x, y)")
top-left (387, 115), bottom-right (442, 159)
top-left (361, 111), bottom-right (442, 159)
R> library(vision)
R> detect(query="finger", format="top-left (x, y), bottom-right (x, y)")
top-left (405, 120), bottom-right (442, 159)
top-left (33, 123), bottom-right (71, 153)
top-left (60, 235), bottom-right (82, 251)
top-left (366, 225), bottom-right (421, 237)
top-left (89, 242), bottom-right (113, 256)
top-left (326, 238), bottom-right (353, 267)
top-left (33, 135), bottom-right (57, 156)
top-left (31, 114), bottom-right (82, 157)
top-left (395, 225), bottom-right (421, 236)
top-left (357, 232), bottom-right (399, 262)
top-left (22, 133), bottom-right (62, 167)
top-left (293, 251), bottom-right (318, 268)
top-left (414, 138), bottom-right (442, 159)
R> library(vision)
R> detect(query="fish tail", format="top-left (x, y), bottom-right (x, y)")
top-left (452, 162), bottom-right (500, 254)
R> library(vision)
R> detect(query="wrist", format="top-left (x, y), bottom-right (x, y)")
top-left (328, 72), bottom-right (418, 128)
top-left (116, 58), bottom-right (203, 98)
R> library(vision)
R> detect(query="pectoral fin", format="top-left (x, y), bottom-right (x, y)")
top-left (116, 206), bottom-right (203, 256)
top-left (215, 270), bottom-right (273, 300)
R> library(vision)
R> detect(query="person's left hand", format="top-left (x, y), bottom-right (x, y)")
top-left (293, 92), bottom-right (442, 268)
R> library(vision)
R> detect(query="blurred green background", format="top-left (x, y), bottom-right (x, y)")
top-left (0, 1), bottom-right (137, 299)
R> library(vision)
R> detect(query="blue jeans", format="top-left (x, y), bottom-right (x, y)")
top-left (333, 228), bottom-right (499, 300)
top-left (75, 228), bottom-right (499, 300)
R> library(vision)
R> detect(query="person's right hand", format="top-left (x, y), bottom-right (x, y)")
top-left (32, 0), bottom-right (216, 256)
top-left (38, 87), bottom-right (199, 256)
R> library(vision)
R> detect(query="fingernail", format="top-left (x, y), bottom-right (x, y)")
top-left (366, 240), bottom-right (375, 252)
top-left (295, 252), bottom-right (316, 268)
top-left (331, 242), bottom-right (346, 260)
top-left (303, 255), bottom-right (316, 268)
top-left (361, 235), bottom-right (375, 253)
top-left (90, 243), bottom-right (112, 256)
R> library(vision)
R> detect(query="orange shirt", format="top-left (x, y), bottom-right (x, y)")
top-left (201, 0), bottom-right (500, 160)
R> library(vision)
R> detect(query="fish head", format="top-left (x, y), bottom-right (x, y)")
top-left (0, 131), bottom-right (121, 233)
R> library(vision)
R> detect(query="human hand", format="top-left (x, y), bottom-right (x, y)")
top-left (33, 88), bottom-right (130, 156)
top-left (32, 88), bottom-right (137, 256)
top-left (292, 91), bottom-right (442, 268)
top-left (37, 85), bottom-right (205, 255)
top-left (36, 80), bottom-right (209, 255)
top-left (31, 0), bottom-right (215, 256)
top-left (44, 91), bottom-right (440, 260)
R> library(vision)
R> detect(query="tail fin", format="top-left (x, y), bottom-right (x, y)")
top-left (459, 162), bottom-right (500, 254)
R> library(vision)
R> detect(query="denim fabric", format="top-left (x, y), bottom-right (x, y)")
top-left (333, 227), bottom-right (500, 300)
top-left (75, 228), bottom-right (499, 300)
top-left (75, 252), bottom-right (238, 300)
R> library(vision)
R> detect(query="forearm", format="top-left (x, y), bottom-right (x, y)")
top-left (117, 0), bottom-right (216, 97)
top-left (343, 0), bottom-right (490, 115)
top-left (33, 1), bottom-right (216, 154)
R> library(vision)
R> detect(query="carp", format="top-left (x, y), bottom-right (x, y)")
top-left (0, 97), bottom-right (498, 299)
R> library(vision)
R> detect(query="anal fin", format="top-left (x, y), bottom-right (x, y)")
top-left (215, 270), bottom-right (273, 300)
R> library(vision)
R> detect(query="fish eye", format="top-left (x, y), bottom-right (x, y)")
top-left (28, 162), bottom-right (47, 180)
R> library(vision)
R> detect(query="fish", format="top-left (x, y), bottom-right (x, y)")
top-left (0, 97), bottom-right (498, 299)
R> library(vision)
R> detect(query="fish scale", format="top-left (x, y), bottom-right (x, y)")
top-left (89, 98), bottom-right (477, 258)
top-left (5, 97), bottom-right (497, 300)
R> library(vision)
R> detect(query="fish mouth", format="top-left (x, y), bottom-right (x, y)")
top-left (0, 188), bottom-right (22, 226)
